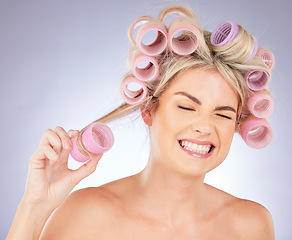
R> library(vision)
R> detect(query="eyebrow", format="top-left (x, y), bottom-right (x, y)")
top-left (174, 91), bottom-right (237, 113)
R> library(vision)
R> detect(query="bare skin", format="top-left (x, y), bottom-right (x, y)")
top-left (8, 68), bottom-right (274, 240)
top-left (41, 175), bottom-right (274, 240)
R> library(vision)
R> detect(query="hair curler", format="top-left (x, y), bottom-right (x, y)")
top-left (211, 21), bottom-right (258, 63)
top-left (128, 16), bottom-right (152, 46)
top-left (168, 17), bottom-right (200, 55)
top-left (121, 77), bottom-right (148, 105)
top-left (257, 49), bottom-right (275, 69)
top-left (70, 123), bottom-right (114, 162)
top-left (132, 54), bottom-right (159, 81)
top-left (210, 21), bottom-right (240, 46)
top-left (245, 69), bottom-right (270, 91)
top-left (240, 118), bottom-right (273, 149)
top-left (247, 93), bottom-right (274, 118)
top-left (135, 21), bottom-right (168, 56)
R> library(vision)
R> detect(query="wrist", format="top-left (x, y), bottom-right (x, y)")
top-left (7, 200), bottom-right (53, 240)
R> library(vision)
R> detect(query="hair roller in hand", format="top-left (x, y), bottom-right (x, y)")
top-left (121, 77), bottom-right (148, 105)
top-left (210, 21), bottom-right (240, 46)
top-left (70, 123), bottom-right (114, 162)
top-left (245, 69), bottom-right (270, 91)
top-left (132, 54), bottom-right (159, 81)
top-left (247, 93), bottom-right (274, 118)
top-left (135, 21), bottom-right (168, 56)
top-left (257, 49), bottom-right (275, 69)
top-left (168, 17), bottom-right (201, 55)
top-left (240, 118), bottom-right (273, 149)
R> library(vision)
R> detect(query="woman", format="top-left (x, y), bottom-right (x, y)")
top-left (7, 5), bottom-right (275, 239)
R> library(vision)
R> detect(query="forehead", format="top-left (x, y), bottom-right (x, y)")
top-left (166, 68), bottom-right (239, 106)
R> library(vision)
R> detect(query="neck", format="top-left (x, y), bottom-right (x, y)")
top-left (135, 152), bottom-right (209, 227)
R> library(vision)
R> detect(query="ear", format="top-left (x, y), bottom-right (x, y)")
top-left (141, 107), bottom-right (153, 126)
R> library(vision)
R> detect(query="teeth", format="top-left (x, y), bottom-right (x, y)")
top-left (181, 141), bottom-right (212, 155)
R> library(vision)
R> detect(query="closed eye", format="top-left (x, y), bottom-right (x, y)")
top-left (178, 106), bottom-right (195, 111)
top-left (216, 114), bottom-right (232, 120)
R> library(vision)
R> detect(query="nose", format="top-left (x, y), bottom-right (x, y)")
top-left (191, 114), bottom-right (214, 137)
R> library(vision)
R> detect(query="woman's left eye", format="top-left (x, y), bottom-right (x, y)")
top-left (216, 114), bottom-right (232, 120)
top-left (178, 106), bottom-right (195, 111)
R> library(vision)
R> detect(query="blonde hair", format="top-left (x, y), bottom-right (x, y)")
top-left (79, 4), bottom-right (273, 142)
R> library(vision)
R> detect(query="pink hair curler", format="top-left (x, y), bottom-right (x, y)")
top-left (136, 21), bottom-right (168, 56)
top-left (132, 54), bottom-right (159, 82)
top-left (245, 69), bottom-right (270, 91)
top-left (240, 118), bottom-right (273, 149)
top-left (256, 49), bottom-right (275, 69)
top-left (210, 21), bottom-right (240, 46)
top-left (247, 93), bottom-right (274, 118)
top-left (245, 37), bottom-right (258, 63)
top-left (128, 16), bottom-right (152, 46)
top-left (70, 123), bottom-right (114, 162)
top-left (168, 17), bottom-right (200, 55)
top-left (121, 77), bottom-right (148, 105)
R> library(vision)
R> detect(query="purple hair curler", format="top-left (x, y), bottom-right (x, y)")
top-left (70, 123), bottom-right (114, 162)
top-left (132, 55), bottom-right (159, 82)
top-left (240, 118), bottom-right (273, 149)
top-left (247, 93), bottom-right (274, 118)
top-left (136, 21), bottom-right (168, 56)
top-left (245, 37), bottom-right (258, 63)
top-left (245, 69), bottom-right (270, 91)
top-left (257, 49), bottom-right (275, 69)
top-left (210, 21), bottom-right (240, 46)
top-left (121, 77), bottom-right (148, 105)
top-left (168, 17), bottom-right (200, 55)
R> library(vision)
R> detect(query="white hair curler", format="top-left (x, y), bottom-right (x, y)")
top-left (245, 69), bottom-right (270, 91)
top-left (132, 54), bottom-right (159, 81)
top-left (247, 93), bottom-right (274, 118)
top-left (121, 77), bottom-right (148, 105)
top-left (168, 17), bottom-right (201, 55)
top-left (240, 118), bottom-right (273, 149)
top-left (70, 123), bottom-right (114, 162)
top-left (257, 49), bottom-right (275, 69)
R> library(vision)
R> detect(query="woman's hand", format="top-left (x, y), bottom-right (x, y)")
top-left (7, 126), bottom-right (102, 239)
top-left (22, 126), bottom-right (101, 211)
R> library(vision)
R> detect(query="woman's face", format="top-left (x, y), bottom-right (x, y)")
top-left (146, 68), bottom-right (239, 177)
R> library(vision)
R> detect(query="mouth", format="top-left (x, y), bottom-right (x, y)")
top-left (178, 139), bottom-right (215, 158)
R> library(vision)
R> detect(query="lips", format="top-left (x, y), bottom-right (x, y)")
top-left (178, 139), bottom-right (215, 158)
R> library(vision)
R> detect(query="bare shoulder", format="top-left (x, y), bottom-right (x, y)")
top-left (230, 198), bottom-right (275, 239)
top-left (40, 176), bottom-right (135, 240)
top-left (207, 185), bottom-right (275, 239)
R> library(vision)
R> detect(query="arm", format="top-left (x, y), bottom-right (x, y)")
top-left (7, 127), bottom-right (102, 240)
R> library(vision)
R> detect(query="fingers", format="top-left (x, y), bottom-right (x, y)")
top-left (72, 154), bottom-right (102, 184)
top-left (52, 126), bottom-right (73, 152)
top-left (31, 145), bottom-right (59, 168)
top-left (32, 127), bottom-right (78, 168)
